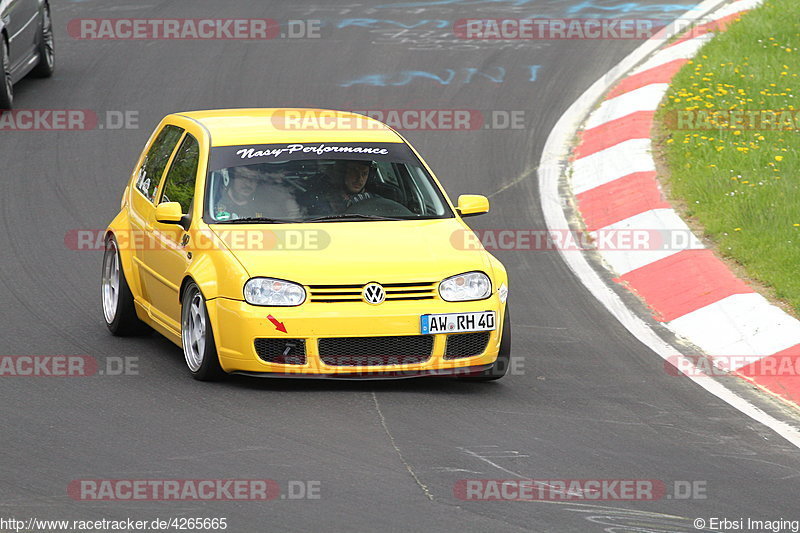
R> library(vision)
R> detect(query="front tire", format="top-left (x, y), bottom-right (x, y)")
top-left (102, 236), bottom-right (147, 336)
top-left (30, 3), bottom-right (55, 78)
top-left (459, 306), bottom-right (511, 381)
top-left (0, 39), bottom-right (12, 110)
top-left (181, 282), bottom-right (226, 381)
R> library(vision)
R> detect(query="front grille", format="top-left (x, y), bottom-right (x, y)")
top-left (444, 332), bottom-right (491, 360)
top-left (318, 335), bottom-right (434, 366)
top-left (254, 338), bottom-right (307, 365)
top-left (309, 282), bottom-right (436, 303)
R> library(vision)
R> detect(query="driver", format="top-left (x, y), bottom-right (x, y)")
top-left (328, 160), bottom-right (376, 213)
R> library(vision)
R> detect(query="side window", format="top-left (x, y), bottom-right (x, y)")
top-left (135, 125), bottom-right (184, 202)
top-left (160, 134), bottom-right (200, 214)
top-left (375, 161), bottom-right (400, 186)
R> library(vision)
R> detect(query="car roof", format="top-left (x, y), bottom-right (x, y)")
top-left (175, 108), bottom-right (405, 147)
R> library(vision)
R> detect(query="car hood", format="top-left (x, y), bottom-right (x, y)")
top-left (209, 219), bottom-right (492, 285)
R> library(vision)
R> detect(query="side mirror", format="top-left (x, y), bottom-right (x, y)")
top-left (155, 202), bottom-right (184, 224)
top-left (456, 195), bottom-right (490, 218)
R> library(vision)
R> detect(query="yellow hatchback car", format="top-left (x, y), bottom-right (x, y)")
top-left (102, 109), bottom-right (510, 381)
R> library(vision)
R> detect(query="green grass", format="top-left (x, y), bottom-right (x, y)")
top-left (656, 0), bottom-right (800, 311)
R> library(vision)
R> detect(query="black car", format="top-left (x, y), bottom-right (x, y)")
top-left (0, 0), bottom-right (54, 109)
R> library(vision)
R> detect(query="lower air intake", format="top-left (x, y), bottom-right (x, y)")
top-left (444, 332), bottom-right (491, 360)
top-left (254, 339), bottom-right (307, 365)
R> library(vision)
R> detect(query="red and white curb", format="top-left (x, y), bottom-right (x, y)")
top-left (539, 0), bottom-right (800, 447)
top-left (568, 0), bottom-right (800, 408)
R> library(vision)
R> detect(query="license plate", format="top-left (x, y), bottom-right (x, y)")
top-left (420, 311), bottom-right (496, 334)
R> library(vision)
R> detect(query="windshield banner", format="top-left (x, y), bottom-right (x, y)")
top-left (209, 142), bottom-right (420, 170)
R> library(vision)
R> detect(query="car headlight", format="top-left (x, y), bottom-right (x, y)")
top-left (439, 272), bottom-right (492, 302)
top-left (244, 278), bottom-right (306, 306)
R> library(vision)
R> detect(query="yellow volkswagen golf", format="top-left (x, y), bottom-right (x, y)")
top-left (102, 109), bottom-right (510, 381)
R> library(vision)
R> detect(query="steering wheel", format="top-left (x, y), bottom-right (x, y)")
top-left (344, 196), bottom-right (414, 216)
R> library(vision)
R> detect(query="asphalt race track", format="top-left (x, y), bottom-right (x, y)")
top-left (1, 1), bottom-right (799, 531)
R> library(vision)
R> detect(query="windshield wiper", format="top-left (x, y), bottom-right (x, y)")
top-left (215, 217), bottom-right (299, 224)
top-left (304, 214), bottom-right (404, 223)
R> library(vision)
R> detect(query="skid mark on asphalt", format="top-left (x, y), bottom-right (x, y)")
top-left (431, 466), bottom-right (484, 474)
top-left (707, 454), bottom-right (800, 481)
top-left (566, 506), bottom-right (712, 532)
top-left (486, 164), bottom-right (538, 199)
top-left (455, 445), bottom-right (708, 532)
top-left (371, 391), bottom-right (435, 501)
top-left (459, 446), bottom-right (598, 498)
top-left (456, 446), bottom-right (604, 492)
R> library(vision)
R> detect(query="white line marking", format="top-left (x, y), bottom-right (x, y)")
top-left (592, 209), bottom-right (704, 275)
top-left (669, 294), bottom-right (800, 366)
top-left (572, 138), bottom-right (655, 194)
top-left (585, 84), bottom-right (669, 129)
top-left (630, 35), bottom-right (714, 74)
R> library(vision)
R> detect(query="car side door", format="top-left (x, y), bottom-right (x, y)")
top-left (1, 0), bottom-right (38, 70)
top-left (140, 132), bottom-right (201, 329)
top-left (128, 124), bottom-right (184, 310)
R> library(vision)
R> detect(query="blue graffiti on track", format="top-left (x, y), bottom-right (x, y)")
top-left (566, 1), bottom-right (692, 14)
top-left (376, 0), bottom-right (537, 7)
top-left (337, 18), bottom-right (450, 29)
top-left (371, 0), bottom-right (695, 15)
top-left (340, 66), bottom-right (540, 87)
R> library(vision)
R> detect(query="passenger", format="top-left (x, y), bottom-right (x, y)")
top-left (215, 165), bottom-right (301, 220)
top-left (214, 166), bottom-right (260, 220)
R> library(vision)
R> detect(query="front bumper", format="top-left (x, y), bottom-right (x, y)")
top-left (206, 297), bottom-right (506, 376)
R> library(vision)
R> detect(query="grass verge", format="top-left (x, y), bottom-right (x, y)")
top-left (655, 0), bottom-right (800, 312)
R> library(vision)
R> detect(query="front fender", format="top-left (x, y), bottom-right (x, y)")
top-left (486, 253), bottom-right (509, 301)
top-left (181, 231), bottom-right (250, 303)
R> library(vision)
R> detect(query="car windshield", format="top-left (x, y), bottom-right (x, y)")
top-left (205, 147), bottom-right (454, 223)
